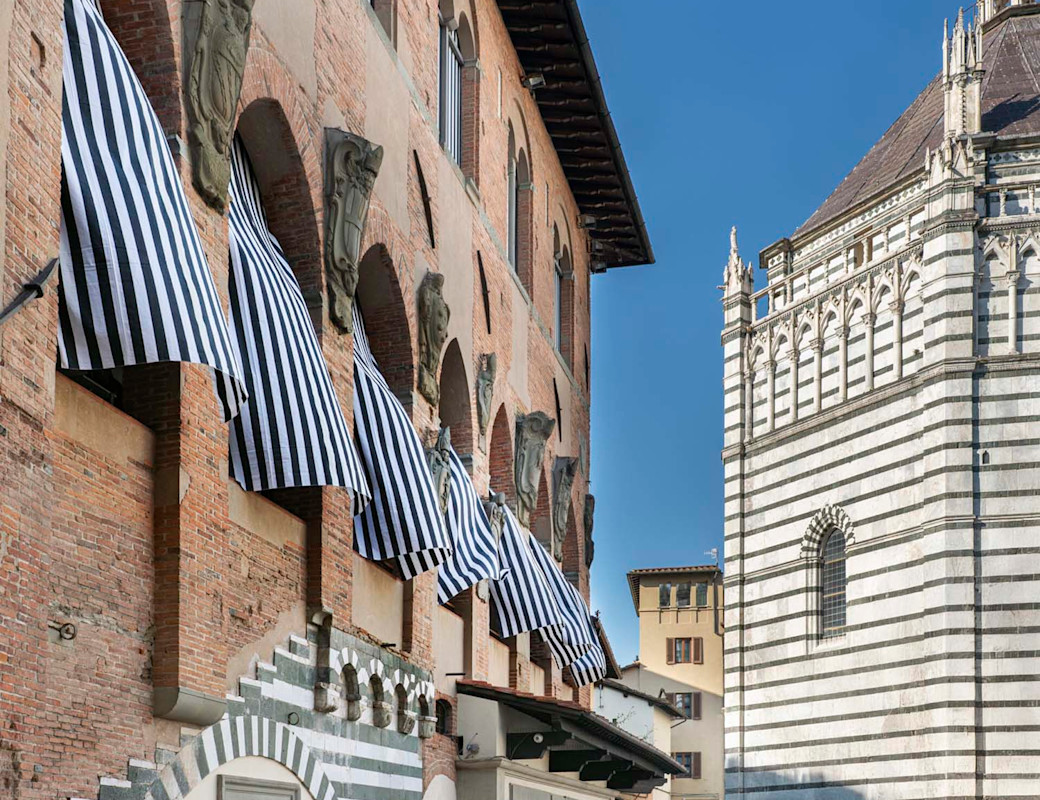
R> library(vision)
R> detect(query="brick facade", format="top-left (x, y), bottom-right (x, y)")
top-left (0, 0), bottom-right (611, 798)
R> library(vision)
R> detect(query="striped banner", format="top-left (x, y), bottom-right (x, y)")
top-left (58, 0), bottom-right (246, 419)
top-left (352, 305), bottom-right (451, 579)
top-left (437, 451), bottom-right (508, 604)
top-left (526, 536), bottom-right (597, 668)
top-left (226, 137), bottom-right (369, 500)
top-left (568, 644), bottom-right (607, 687)
top-left (488, 507), bottom-right (563, 638)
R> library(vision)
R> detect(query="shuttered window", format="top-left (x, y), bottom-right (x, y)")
top-left (693, 636), bottom-right (704, 664)
top-left (668, 637), bottom-right (692, 664)
top-left (672, 752), bottom-right (692, 776)
top-left (693, 691), bottom-right (702, 720)
top-left (692, 752), bottom-right (702, 779)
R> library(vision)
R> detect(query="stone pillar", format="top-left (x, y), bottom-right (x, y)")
top-left (891, 301), bottom-right (905, 380)
top-left (864, 313), bottom-right (876, 392)
top-left (744, 370), bottom-right (755, 441)
top-left (1006, 270), bottom-right (1020, 353)
top-left (788, 346), bottom-right (800, 423)
top-left (812, 338), bottom-right (823, 412)
top-left (839, 326), bottom-right (849, 402)
top-left (765, 360), bottom-right (776, 433)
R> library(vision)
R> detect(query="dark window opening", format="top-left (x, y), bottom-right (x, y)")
top-left (821, 530), bottom-right (847, 638)
top-left (676, 582), bottom-right (691, 607)
top-left (658, 582), bottom-right (672, 608)
top-left (435, 699), bottom-right (453, 735)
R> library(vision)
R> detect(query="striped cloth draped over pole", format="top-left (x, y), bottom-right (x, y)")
top-left (526, 535), bottom-right (597, 668)
top-left (226, 137), bottom-right (370, 501)
top-left (58, 0), bottom-right (246, 420)
top-left (568, 642), bottom-right (608, 687)
top-left (488, 506), bottom-right (564, 638)
top-left (352, 304), bottom-right (451, 578)
top-left (437, 450), bottom-right (509, 604)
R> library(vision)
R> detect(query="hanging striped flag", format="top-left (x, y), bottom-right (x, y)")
top-left (225, 137), bottom-right (369, 500)
top-left (352, 305), bottom-right (451, 578)
top-left (437, 452), bottom-right (509, 604)
top-left (58, 0), bottom-right (246, 419)
top-left (489, 507), bottom-right (563, 638)
top-left (526, 536), bottom-right (597, 668)
top-left (568, 644), bottom-right (608, 687)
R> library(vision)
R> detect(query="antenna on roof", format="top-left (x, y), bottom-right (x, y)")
top-left (705, 548), bottom-right (719, 567)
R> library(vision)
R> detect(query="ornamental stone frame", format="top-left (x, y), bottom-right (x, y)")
top-left (551, 456), bottom-right (578, 561)
top-left (323, 128), bottom-right (384, 334)
top-left (186, 0), bottom-right (254, 211)
top-left (514, 411), bottom-right (555, 527)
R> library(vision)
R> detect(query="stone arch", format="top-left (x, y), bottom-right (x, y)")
top-left (343, 663), bottom-right (361, 721)
top-left (489, 404), bottom-right (514, 505)
top-left (142, 718), bottom-right (337, 800)
top-left (801, 504), bottom-right (855, 557)
top-left (100, 0), bottom-right (181, 133)
top-left (438, 339), bottom-right (473, 456)
top-left (553, 223), bottom-right (575, 367)
top-left (234, 95), bottom-right (323, 308)
top-left (357, 243), bottom-right (415, 399)
top-left (395, 683), bottom-right (415, 734)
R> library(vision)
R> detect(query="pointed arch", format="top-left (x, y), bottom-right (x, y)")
top-left (438, 339), bottom-right (473, 456)
top-left (489, 404), bottom-right (514, 505)
top-left (357, 243), bottom-right (415, 400)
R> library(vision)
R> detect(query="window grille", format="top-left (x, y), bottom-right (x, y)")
top-left (438, 19), bottom-right (463, 167)
top-left (821, 530), bottom-right (847, 638)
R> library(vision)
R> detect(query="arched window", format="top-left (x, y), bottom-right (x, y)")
top-left (438, 14), bottom-right (463, 166)
top-left (343, 665), bottom-right (361, 721)
top-left (820, 530), bottom-right (847, 638)
top-left (506, 122), bottom-right (533, 294)
top-left (507, 126), bottom-right (519, 270)
top-left (435, 699), bottom-right (453, 735)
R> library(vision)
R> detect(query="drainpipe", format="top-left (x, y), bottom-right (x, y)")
top-left (712, 568), bottom-right (723, 639)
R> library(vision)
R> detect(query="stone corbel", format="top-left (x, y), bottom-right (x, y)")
top-left (418, 714), bottom-right (438, 739)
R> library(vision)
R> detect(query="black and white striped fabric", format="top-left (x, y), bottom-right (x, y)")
top-left (437, 452), bottom-right (508, 604)
top-left (489, 506), bottom-right (563, 638)
top-left (526, 536), bottom-right (597, 668)
top-left (58, 0), bottom-right (246, 420)
top-left (226, 138), bottom-right (369, 500)
top-left (352, 304), bottom-right (451, 578)
top-left (568, 643), bottom-right (608, 687)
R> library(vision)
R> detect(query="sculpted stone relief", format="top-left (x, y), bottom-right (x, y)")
top-left (324, 129), bottom-right (384, 334)
top-left (417, 272), bottom-right (450, 405)
top-left (514, 411), bottom-right (555, 528)
top-left (426, 427), bottom-right (452, 516)
top-left (187, 0), bottom-right (253, 211)
top-left (476, 353), bottom-right (497, 440)
top-left (551, 457), bottom-right (578, 561)
top-left (583, 494), bottom-right (595, 568)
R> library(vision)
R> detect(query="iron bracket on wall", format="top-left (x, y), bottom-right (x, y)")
top-left (0, 258), bottom-right (59, 327)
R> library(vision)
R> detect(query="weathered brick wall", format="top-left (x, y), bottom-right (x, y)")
top-left (0, 0), bottom-right (600, 795)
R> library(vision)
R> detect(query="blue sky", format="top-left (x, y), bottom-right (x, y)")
top-left (584, 0), bottom-right (965, 664)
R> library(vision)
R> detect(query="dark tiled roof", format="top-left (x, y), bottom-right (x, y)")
top-left (599, 678), bottom-right (685, 719)
top-left (795, 11), bottom-right (1040, 240)
top-left (455, 680), bottom-right (684, 775)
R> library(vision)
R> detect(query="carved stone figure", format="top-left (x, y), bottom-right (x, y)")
top-left (476, 353), bottom-right (497, 439)
top-left (551, 457), bottom-right (578, 561)
top-left (426, 427), bottom-right (452, 515)
top-left (514, 412), bottom-right (555, 527)
top-left (187, 0), bottom-right (253, 211)
top-left (578, 435), bottom-right (588, 476)
top-left (324, 129), bottom-right (384, 333)
top-left (417, 272), bottom-right (450, 404)
top-left (483, 491), bottom-right (507, 543)
top-left (583, 494), bottom-right (595, 568)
